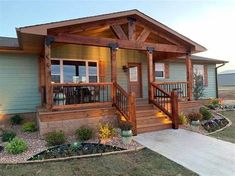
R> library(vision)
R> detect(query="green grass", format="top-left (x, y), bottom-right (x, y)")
top-left (210, 111), bottom-right (235, 143)
top-left (0, 149), bottom-right (197, 176)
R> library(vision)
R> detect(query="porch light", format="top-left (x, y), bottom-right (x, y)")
top-left (122, 65), bottom-right (128, 72)
top-left (109, 43), bottom-right (119, 51)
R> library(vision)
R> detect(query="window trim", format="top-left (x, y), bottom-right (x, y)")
top-left (155, 63), bottom-right (165, 79)
top-left (51, 58), bottom-right (99, 83)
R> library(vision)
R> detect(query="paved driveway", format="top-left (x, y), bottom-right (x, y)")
top-left (134, 129), bottom-right (235, 176)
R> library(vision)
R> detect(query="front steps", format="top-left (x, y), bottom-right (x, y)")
top-left (136, 99), bottom-right (172, 134)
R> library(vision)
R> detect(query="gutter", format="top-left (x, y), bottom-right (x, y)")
top-left (215, 63), bottom-right (226, 98)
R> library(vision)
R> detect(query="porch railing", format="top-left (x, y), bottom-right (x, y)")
top-left (113, 82), bottom-right (137, 135)
top-left (156, 81), bottom-right (188, 100)
top-left (150, 82), bottom-right (179, 129)
top-left (52, 82), bottom-right (113, 107)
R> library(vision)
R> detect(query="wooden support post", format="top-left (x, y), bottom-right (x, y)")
top-left (128, 92), bottom-right (137, 135)
top-left (44, 36), bottom-right (54, 110)
top-left (128, 17), bottom-right (136, 40)
top-left (147, 47), bottom-right (154, 103)
top-left (110, 43), bottom-right (118, 83)
top-left (186, 53), bottom-right (193, 101)
top-left (171, 91), bottom-right (179, 129)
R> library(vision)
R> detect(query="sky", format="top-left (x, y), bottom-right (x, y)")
top-left (0, 0), bottom-right (234, 72)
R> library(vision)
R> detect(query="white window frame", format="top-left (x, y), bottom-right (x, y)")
top-left (155, 63), bottom-right (165, 79)
top-left (51, 58), bottom-right (99, 83)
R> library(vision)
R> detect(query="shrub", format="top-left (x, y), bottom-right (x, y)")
top-left (99, 123), bottom-right (115, 140)
top-left (45, 131), bottom-right (66, 146)
top-left (193, 74), bottom-right (205, 100)
top-left (2, 130), bottom-right (16, 142)
top-left (200, 107), bottom-right (213, 120)
top-left (5, 137), bottom-right (28, 154)
top-left (21, 122), bottom-right (37, 132)
top-left (10, 114), bottom-right (23, 125)
top-left (119, 121), bottom-right (133, 131)
top-left (75, 126), bottom-right (93, 141)
top-left (179, 112), bottom-right (188, 125)
top-left (187, 112), bottom-right (203, 121)
top-left (211, 98), bottom-right (220, 106)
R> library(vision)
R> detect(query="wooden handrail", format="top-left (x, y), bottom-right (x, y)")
top-left (154, 81), bottom-right (188, 99)
top-left (113, 82), bottom-right (128, 97)
top-left (150, 82), bottom-right (179, 129)
top-left (151, 82), bottom-right (171, 96)
top-left (52, 82), bottom-right (112, 87)
top-left (156, 81), bottom-right (188, 85)
top-left (51, 82), bottom-right (113, 108)
top-left (112, 82), bottom-right (137, 135)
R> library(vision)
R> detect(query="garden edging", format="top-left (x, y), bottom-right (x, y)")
top-left (0, 146), bottom-right (145, 165)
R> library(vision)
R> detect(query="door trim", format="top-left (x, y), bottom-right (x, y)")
top-left (128, 62), bottom-right (143, 98)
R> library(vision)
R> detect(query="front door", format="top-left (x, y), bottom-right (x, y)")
top-left (128, 63), bottom-right (142, 98)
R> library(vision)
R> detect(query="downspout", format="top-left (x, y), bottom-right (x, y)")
top-left (215, 63), bottom-right (226, 98)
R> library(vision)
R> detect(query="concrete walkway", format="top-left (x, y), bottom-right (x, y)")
top-left (134, 129), bottom-right (235, 176)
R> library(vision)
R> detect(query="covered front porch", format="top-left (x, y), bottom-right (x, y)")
top-left (37, 12), bottom-right (205, 135)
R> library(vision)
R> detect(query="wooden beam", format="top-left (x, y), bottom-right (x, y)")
top-left (136, 22), bottom-right (183, 46)
top-left (147, 48), bottom-right (154, 103)
top-left (186, 53), bottom-right (193, 101)
top-left (44, 37), bottom-right (53, 109)
top-left (110, 46), bottom-right (117, 82)
top-left (49, 18), bottom-right (128, 35)
top-left (111, 24), bottom-right (128, 40)
top-left (137, 28), bottom-right (150, 42)
top-left (128, 18), bottom-right (136, 40)
top-left (53, 34), bottom-right (187, 53)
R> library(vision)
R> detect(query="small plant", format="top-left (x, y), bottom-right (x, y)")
top-left (10, 114), bottom-right (23, 125)
top-left (179, 112), bottom-right (188, 125)
top-left (21, 122), bottom-right (37, 132)
top-left (75, 126), bottom-right (93, 141)
top-left (45, 131), bottom-right (66, 146)
top-left (5, 137), bottom-right (28, 154)
top-left (211, 98), bottom-right (220, 106)
top-left (2, 130), bottom-right (16, 142)
top-left (187, 112), bottom-right (203, 122)
top-left (99, 123), bottom-right (115, 140)
top-left (119, 121), bottom-right (133, 131)
top-left (200, 107), bottom-right (213, 120)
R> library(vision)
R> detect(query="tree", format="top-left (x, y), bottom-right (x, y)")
top-left (193, 73), bottom-right (205, 100)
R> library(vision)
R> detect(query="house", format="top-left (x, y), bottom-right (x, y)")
top-left (0, 10), bottom-right (227, 135)
top-left (218, 70), bottom-right (235, 87)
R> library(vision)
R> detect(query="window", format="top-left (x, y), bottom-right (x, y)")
top-left (51, 60), bottom-right (60, 83)
top-left (51, 59), bottom-right (99, 83)
top-left (155, 63), bottom-right (165, 79)
top-left (193, 64), bottom-right (204, 78)
top-left (129, 66), bottom-right (138, 82)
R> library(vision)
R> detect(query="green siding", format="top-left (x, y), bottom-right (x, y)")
top-left (0, 54), bottom-right (41, 114)
top-left (155, 62), bottom-right (216, 99)
top-left (51, 44), bottom-right (148, 98)
top-left (51, 44), bottom-right (216, 99)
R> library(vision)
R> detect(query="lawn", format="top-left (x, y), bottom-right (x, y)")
top-left (0, 148), bottom-right (197, 176)
top-left (210, 111), bottom-right (235, 143)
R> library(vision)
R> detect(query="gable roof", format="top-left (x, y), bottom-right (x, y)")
top-left (18, 9), bottom-right (206, 53)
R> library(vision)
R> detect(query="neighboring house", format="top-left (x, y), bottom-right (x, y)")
top-left (0, 10), bottom-right (227, 135)
top-left (218, 70), bottom-right (235, 86)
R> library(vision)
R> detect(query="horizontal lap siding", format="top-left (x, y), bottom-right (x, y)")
top-left (52, 45), bottom-right (148, 98)
top-left (0, 54), bottom-right (41, 114)
top-left (155, 62), bottom-right (216, 99)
